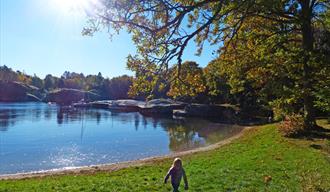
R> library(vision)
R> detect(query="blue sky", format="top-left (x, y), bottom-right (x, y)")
top-left (0, 0), bottom-right (216, 79)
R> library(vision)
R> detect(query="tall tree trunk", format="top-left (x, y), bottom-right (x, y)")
top-left (300, 0), bottom-right (317, 129)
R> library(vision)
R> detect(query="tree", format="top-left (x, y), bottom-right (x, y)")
top-left (16, 71), bottom-right (31, 84)
top-left (313, 22), bottom-right (330, 116)
top-left (103, 75), bottom-right (133, 99)
top-left (210, 16), bottom-right (303, 118)
top-left (31, 74), bottom-right (44, 89)
top-left (167, 61), bottom-right (206, 100)
top-left (127, 58), bottom-right (168, 100)
top-left (85, 73), bottom-right (104, 91)
top-left (211, 12), bottom-right (329, 121)
top-left (0, 65), bottom-right (18, 81)
top-left (85, 0), bottom-right (329, 129)
top-left (204, 60), bottom-right (231, 104)
top-left (44, 74), bottom-right (57, 90)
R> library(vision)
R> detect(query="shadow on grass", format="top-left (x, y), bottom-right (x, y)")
top-left (296, 125), bottom-right (330, 154)
top-left (291, 125), bottom-right (330, 140)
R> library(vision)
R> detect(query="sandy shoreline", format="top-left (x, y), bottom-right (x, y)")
top-left (0, 125), bottom-right (252, 180)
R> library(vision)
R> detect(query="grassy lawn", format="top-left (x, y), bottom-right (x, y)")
top-left (1, 122), bottom-right (329, 192)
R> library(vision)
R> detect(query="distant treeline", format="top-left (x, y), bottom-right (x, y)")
top-left (1, 60), bottom-right (328, 121)
top-left (0, 65), bottom-right (132, 100)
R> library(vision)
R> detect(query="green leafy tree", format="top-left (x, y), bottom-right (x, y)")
top-left (167, 61), bottom-right (206, 100)
top-left (204, 60), bottom-right (231, 104)
top-left (44, 74), bottom-right (58, 90)
top-left (104, 75), bottom-right (133, 99)
top-left (127, 56), bottom-right (167, 100)
top-left (218, 12), bottom-right (329, 121)
top-left (84, 0), bottom-right (329, 129)
top-left (31, 74), bottom-right (44, 89)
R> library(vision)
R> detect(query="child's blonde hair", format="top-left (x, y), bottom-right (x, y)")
top-left (172, 158), bottom-right (183, 169)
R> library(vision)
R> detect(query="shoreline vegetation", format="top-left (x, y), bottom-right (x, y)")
top-left (0, 67), bottom-right (326, 130)
top-left (1, 121), bottom-right (329, 191)
top-left (0, 63), bottom-right (327, 127)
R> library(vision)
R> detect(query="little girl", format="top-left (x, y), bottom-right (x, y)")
top-left (164, 158), bottom-right (188, 192)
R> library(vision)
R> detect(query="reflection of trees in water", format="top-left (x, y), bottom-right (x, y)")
top-left (96, 112), bottom-right (101, 124)
top-left (0, 103), bottom-right (243, 152)
top-left (0, 109), bottom-right (16, 131)
top-left (131, 114), bottom-right (157, 131)
top-left (167, 125), bottom-right (200, 151)
top-left (134, 113), bottom-right (140, 131)
top-left (158, 118), bottom-right (242, 152)
top-left (128, 115), bottom-right (218, 151)
top-left (57, 109), bottom-right (64, 124)
top-left (33, 109), bottom-right (42, 121)
top-left (152, 118), bottom-right (159, 129)
top-left (109, 112), bottom-right (162, 130)
top-left (0, 104), bottom-right (54, 131)
top-left (110, 112), bottom-right (134, 121)
top-left (159, 119), bottom-right (202, 151)
top-left (44, 108), bottom-right (52, 120)
top-left (56, 107), bottom-right (110, 125)
top-left (0, 104), bottom-right (113, 131)
top-left (0, 108), bottom-right (25, 131)
top-left (142, 116), bottom-right (148, 129)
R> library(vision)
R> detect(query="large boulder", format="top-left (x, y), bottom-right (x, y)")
top-left (73, 99), bottom-right (146, 112)
top-left (73, 100), bottom-right (112, 109)
top-left (0, 81), bottom-right (42, 102)
top-left (138, 99), bottom-right (186, 116)
top-left (109, 99), bottom-right (146, 112)
top-left (173, 104), bottom-right (238, 123)
top-left (44, 88), bottom-right (100, 105)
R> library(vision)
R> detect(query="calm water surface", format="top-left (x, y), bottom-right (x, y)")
top-left (0, 102), bottom-right (242, 174)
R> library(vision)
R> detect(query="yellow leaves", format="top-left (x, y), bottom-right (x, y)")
top-left (166, 61), bottom-right (207, 98)
top-left (158, 83), bottom-right (166, 92)
top-left (247, 67), bottom-right (269, 87)
top-left (17, 74), bottom-right (32, 85)
top-left (263, 175), bottom-right (272, 184)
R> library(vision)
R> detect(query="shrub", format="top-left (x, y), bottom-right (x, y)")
top-left (278, 114), bottom-right (305, 137)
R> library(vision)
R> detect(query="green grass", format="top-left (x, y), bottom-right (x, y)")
top-left (1, 123), bottom-right (330, 192)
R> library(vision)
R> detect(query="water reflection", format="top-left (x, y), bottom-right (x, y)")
top-left (55, 107), bottom-right (108, 125)
top-left (0, 110), bottom-right (14, 131)
top-left (0, 103), bottom-right (242, 174)
top-left (0, 103), bottom-right (110, 130)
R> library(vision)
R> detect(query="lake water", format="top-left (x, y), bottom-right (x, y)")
top-left (0, 102), bottom-right (242, 175)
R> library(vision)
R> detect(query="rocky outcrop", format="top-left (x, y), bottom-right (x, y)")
top-left (138, 99), bottom-right (186, 116)
top-left (73, 99), bottom-right (186, 116)
top-left (109, 100), bottom-right (145, 112)
top-left (44, 89), bottom-right (100, 105)
top-left (0, 81), bottom-right (42, 102)
top-left (73, 100), bottom-right (112, 108)
top-left (173, 104), bottom-right (238, 123)
top-left (73, 99), bottom-right (146, 112)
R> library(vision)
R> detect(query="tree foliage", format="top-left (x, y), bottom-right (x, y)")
top-left (0, 66), bottom-right (134, 100)
top-left (85, 0), bottom-right (329, 129)
top-left (103, 75), bottom-right (133, 99)
top-left (167, 61), bottom-right (206, 99)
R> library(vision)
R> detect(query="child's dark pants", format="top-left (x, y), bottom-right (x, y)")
top-left (172, 182), bottom-right (179, 192)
